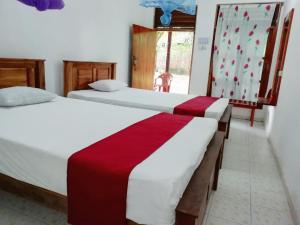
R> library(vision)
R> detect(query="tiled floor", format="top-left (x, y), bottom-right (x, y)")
top-left (204, 119), bottom-right (294, 225)
top-left (0, 119), bottom-right (295, 225)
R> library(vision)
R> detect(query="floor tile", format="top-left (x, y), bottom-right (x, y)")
top-left (225, 139), bottom-right (250, 152)
top-left (227, 130), bottom-right (249, 145)
top-left (0, 206), bottom-right (47, 225)
top-left (252, 207), bottom-right (294, 225)
top-left (222, 158), bottom-right (251, 173)
top-left (0, 190), bottom-right (68, 225)
top-left (223, 147), bottom-right (251, 162)
top-left (251, 162), bottom-right (281, 179)
top-left (209, 195), bottom-right (251, 225)
top-left (206, 215), bottom-right (244, 225)
top-left (252, 191), bottom-right (290, 211)
top-left (214, 185), bottom-right (250, 203)
top-left (249, 138), bottom-right (273, 153)
top-left (218, 170), bottom-right (251, 191)
top-left (251, 177), bottom-right (285, 196)
top-left (250, 148), bottom-right (276, 165)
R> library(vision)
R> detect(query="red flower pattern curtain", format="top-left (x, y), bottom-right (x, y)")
top-left (211, 4), bottom-right (276, 102)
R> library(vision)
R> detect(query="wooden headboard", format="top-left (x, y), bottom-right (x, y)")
top-left (64, 60), bottom-right (116, 96)
top-left (0, 58), bottom-right (45, 89)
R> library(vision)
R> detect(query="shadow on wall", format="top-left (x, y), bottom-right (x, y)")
top-left (265, 105), bottom-right (275, 137)
top-left (43, 59), bottom-right (65, 95)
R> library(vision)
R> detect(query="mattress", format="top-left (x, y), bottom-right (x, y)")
top-left (0, 97), bottom-right (217, 225)
top-left (68, 88), bottom-right (229, 121)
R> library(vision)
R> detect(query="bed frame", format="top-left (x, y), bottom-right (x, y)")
top-left (63, 60), bottom-right (232, 139)
top-left (219, 104), bottom-right (232, 139)
top-left (0, 58), bottom-right (45, 89)
top-left (64, 60), bottom-right (117, 96)
top-left (0, 132), bottom-right (225, 225)
top-left (0, 58), bottom-right (225, 225)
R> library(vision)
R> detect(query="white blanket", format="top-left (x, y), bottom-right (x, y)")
top-left (68, 88), bottom-right (229, 121)
top-left (0, 97), bottom-right (217, 225)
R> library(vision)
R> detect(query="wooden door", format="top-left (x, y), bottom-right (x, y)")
top-left (131, 24), bottom-right (157, 90)
top-left (270, 9), bottom-right (295, 105)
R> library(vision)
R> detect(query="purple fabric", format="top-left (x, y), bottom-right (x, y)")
top-left (17, 0), bottom-right (65, 11)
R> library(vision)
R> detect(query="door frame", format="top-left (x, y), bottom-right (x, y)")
top-left (269, 8), bottom-right (295, 105)
top-left (155, 28), bottom-right (196, 94)
top-left (154, 7), bottom-right (198, 94)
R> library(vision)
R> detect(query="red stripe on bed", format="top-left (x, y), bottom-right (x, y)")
top-left (174, 96), bottom-right (219, 117)
top-left (67, 112), bottom-right (193, 225)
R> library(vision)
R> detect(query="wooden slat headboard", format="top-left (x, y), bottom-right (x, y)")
top-left (0, 58), bottom-right (45, 89)
top-left (64, 60), bottom-right (117, 96)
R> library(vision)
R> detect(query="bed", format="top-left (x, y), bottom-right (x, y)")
top-left (0, 58), bottom-right (225, 225)
top-left (64, 60), bottom-right (232, 138)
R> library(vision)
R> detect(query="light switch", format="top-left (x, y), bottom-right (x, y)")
top-left (198, 37), bottom-right (210, 51)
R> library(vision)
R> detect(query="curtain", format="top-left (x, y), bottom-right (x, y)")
top-left (211, 4), bottom-right (276, 102)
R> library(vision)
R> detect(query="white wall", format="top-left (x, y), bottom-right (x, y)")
top-left (269, 0), bottom-right (300, 223)
top-left (0, 0), bottom-right (154, 95)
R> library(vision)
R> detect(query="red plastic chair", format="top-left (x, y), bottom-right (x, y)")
top-left (154, 72), bottom-right (173, 92)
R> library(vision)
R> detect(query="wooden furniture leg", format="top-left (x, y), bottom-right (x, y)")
top-left (218, 105), bottom-right (233, 139)
top-left (219, 136), bottom-right (225, 169)
top-left (229, 101), bottom-right (261, 128)
top-left (226, 114), bottom-right (231, 139)
top-left (213, 138), bottom-right (224, 190)
top-left (250, 108), bottom-right (256, 127)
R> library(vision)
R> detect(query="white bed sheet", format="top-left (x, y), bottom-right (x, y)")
top-left (0, 97), bottom-right (217, 225)
top-left (68, 88), bottom-right (229, 121)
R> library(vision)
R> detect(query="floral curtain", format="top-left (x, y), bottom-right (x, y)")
top-left (211, 4), bottom-right (276, 102)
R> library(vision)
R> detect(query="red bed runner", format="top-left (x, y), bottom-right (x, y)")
top-left (67, 112), bottom-right (193, 225)
top-left (174, 96), bottom-right (219, 117)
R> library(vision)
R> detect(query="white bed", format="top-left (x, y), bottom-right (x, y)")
top-left (0, 97), bottom-right (217, 225)
top-left (68, 88), bottom-right (229, 121)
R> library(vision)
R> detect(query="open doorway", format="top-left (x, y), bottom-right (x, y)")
top-left (131, 9), bottom-right (196, 93)
top-left (155, 31), bottom-right (194, 94)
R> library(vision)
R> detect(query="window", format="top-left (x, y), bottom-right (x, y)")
top-left (154, 8), bottom-right (196, 29)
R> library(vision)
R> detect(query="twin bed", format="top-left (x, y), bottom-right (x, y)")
top-left (0, 58), bottom-right (228, 225)
top-left (64, 60), bottom-right (232, 138)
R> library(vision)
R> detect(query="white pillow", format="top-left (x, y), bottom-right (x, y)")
top-left (89, 80), bottom-right (128, 92)
top-left (0, 86), bottom-right (57, 107)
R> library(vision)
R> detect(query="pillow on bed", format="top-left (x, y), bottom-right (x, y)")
top-left (0, 86), bottom-right (57, 107)
top-left (89, 80), bottom-right (128, 92)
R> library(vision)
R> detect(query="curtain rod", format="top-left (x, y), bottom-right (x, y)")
top-left (217, 2), bottom-right (284, 6)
